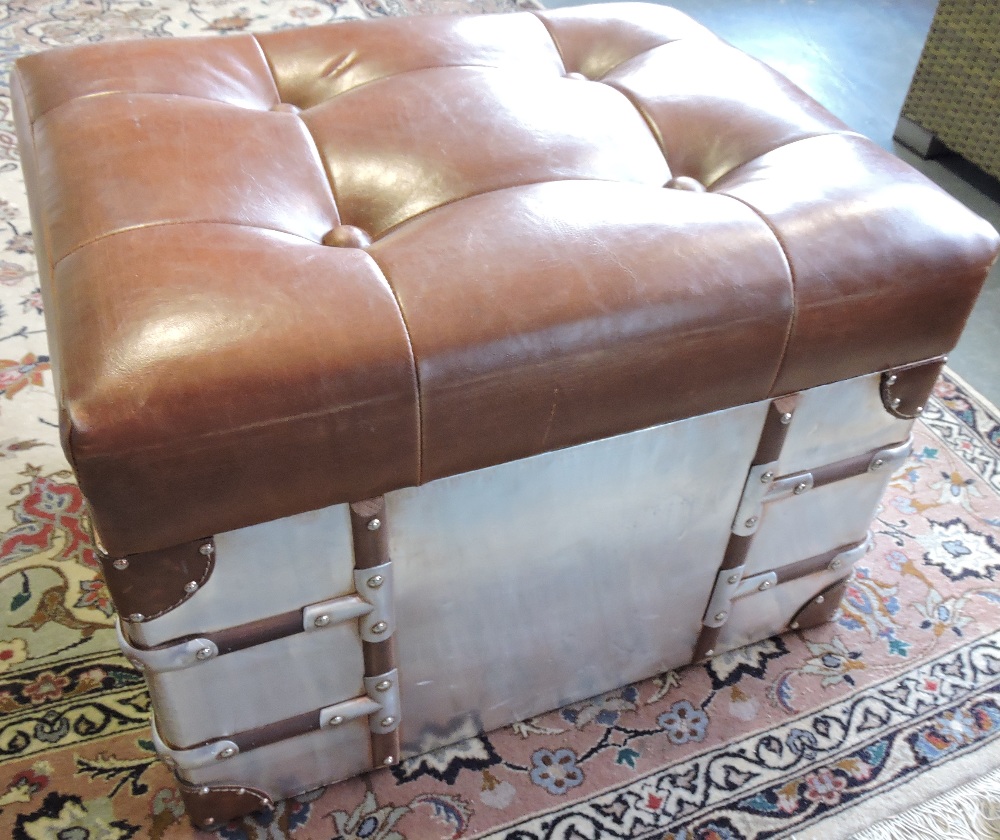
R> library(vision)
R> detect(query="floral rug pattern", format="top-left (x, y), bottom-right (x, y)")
top-left (2, 1), bottom-right (1000, 838)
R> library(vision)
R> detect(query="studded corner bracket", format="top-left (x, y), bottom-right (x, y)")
top-left (99, 536), bottom-right (215, 626)
top-left (880, 356), bottom-right (946, 419)
top-left (176, 777), bottom-right (273, 831)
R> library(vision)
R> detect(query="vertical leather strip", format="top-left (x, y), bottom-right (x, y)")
top-left (350, 495), bottom-right (401, 768)
top-left (350, 497), bottom-right (389, 570)
top-left (720, 534), bottom-right (753, 572)
top-left (693, 625), bottom-right (721, 662)
top-left (371, 731), bottom-right (401, 768)
top-left (364, 636), bottom-right (396, 678)
top-left (752, 394), bottom-right (799, 465)
top-left (100, 537), bottom-right (214, 624)
top-left (693, 394), bottom-right (799, 661)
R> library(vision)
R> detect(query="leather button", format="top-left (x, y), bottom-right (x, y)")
top-left (271, 102), bottom-right (301, 114)
top-left (664, 176), bottom-right (706, 193)
top-left (322, 225), bottom-right (372, 249)
top-left (564, 72), bottom-right (588, 81)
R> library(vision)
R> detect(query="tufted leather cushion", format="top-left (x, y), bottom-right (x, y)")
top-left (13, 3), bottom-right (998, 555)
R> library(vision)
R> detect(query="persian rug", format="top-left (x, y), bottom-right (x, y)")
top-left (1, 2), bottom-right (1000, 839)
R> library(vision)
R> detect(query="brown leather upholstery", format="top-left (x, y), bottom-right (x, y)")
top-left (13, 3), bottom-right (999, 556)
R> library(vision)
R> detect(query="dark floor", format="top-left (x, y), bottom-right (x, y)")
top-left (546, 0), bottom-right (1000, 407)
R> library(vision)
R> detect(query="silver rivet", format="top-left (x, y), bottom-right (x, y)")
top-left (915, 405), bottom-right (924, 415)
top-left (381, 716), bottom-right (395, 727)
top-left (760, 471), bottom-right (774, 483)
top-left (217, 747), bottom-right (237, 760)
top-left (128, 613), bottom-right (144, 623)
top-left (758, 580), bottom-right (772, 591)
top-left (375, 679), bottom-right (392, 692)
top-left (238, 788), bottom-right (246, 796)
top-left (371, 621), bottom-right (388, 635)
top-left (367, 518), bottom-right (381, 531)
top-left (886, 374), bottom-right (898, 385)
top-left (745, 516), bottom-right (758, 528)
top-left (793, 483), bottom-right (808, 495)
top-left (714, 611), bottom-right (728, 622)
top-left (779, 412), bottom-right (793, 425)
top-left (367, 575), bottom-right (384, 589)
top-left (384, 756), bottom-right (395, 765)
top-left (200, 786), bottom-right (210, 795)
top-left (184, 580), bottom-right (198, 593)
top-left (704, 649), bottom-right (714, 657)
top-left (199, 543), bottom-right (214, 556)
top-left (328, 715), bottom-right (345, 726)
top-left (790, 621), bottom-right (800, 630)
top-left (204, 818), bottom-right (215, 826)
top-left (871, 458), bottom-right (885, 471)
top-left (112, 557), bottom-right (129, 570)
top-left (196, 647), bottom-right (213, 661)
top-left (815, 595), bottom-right (825, 604)
top-left (727, 574), bottom-right (739, 585)
top-left (890, 397), bottom-right (902, 409)
top-left (830, 558), bottom-right (843, 571)
top-left (314, 614), bottom-right (331, 628)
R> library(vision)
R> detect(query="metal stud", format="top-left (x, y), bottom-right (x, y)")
top-left (314, 614), bottom-right (331, 628)
top-left (196, 647), bottom-right (214, 661)
top-left (381, 716), bottom-right (395, 727)
top-left (199, 542), bottom-right (214, 556)
top-left (128, 613), bottom-right (144, 623)
top-left (790, 621), bottom-right (800, 630)
top-left (758, 580), bottom-right (772, 591)
top-left (714, 611), bottom-right (728, 623)
top-left (886, 374), bottom-right (898, 385)
top-left (375, 679), bottom-right (392, 692)
top-left (200, 786), bottom-right (210, 795)
top-left (367, 575), bottom-right (384, 589)
top-left (704, 649), bottom-right (714, 657)
top-left (370, 621), bottom-right (389, 635)
top-left (384, 756), bottom-right (395, 766)
top-left (779, 412), bottom-right (793, 425)
top-left (238, 788), bottom-right (246, 796)
top-left (184, 580), bottom-right (199, 593)
top-left (815, 595), bottom-right (825, 604)
top-left (830, 558), bottom-right (843, 571)
top-left (112, 557), bottom-right (129, 570)
top-left (217, 747), bottom-right (237, 760)
top-left (328, 715), bottom-right (345, 727)
top-left (760, 471), bottom-right (774, 483)
top-left (727, 573), bottom-right (739, 585)
top-left (915, 405), bottom-right (924, 415)
top-left (204, 818), bottom-right (215, 826)
top-left (890, 397), bottom-right (902, 409)
top-left (870, 458), bottom-right (885, 471)
top-left (367, 518), bottom-right (381, 531)
top-left (793, 482), bottom-right (808, 495)
top-left (745, 516), bottom-right (758, 528)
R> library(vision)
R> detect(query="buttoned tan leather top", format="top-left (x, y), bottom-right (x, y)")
top-left (13, 4), bottom-right (999, 556)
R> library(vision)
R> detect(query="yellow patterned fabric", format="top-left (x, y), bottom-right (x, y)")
top-left (901, 1), bottom-right (1000, 179)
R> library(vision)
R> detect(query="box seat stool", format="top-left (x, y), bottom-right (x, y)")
top-left (13, 3), bottom-right (999, 828)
